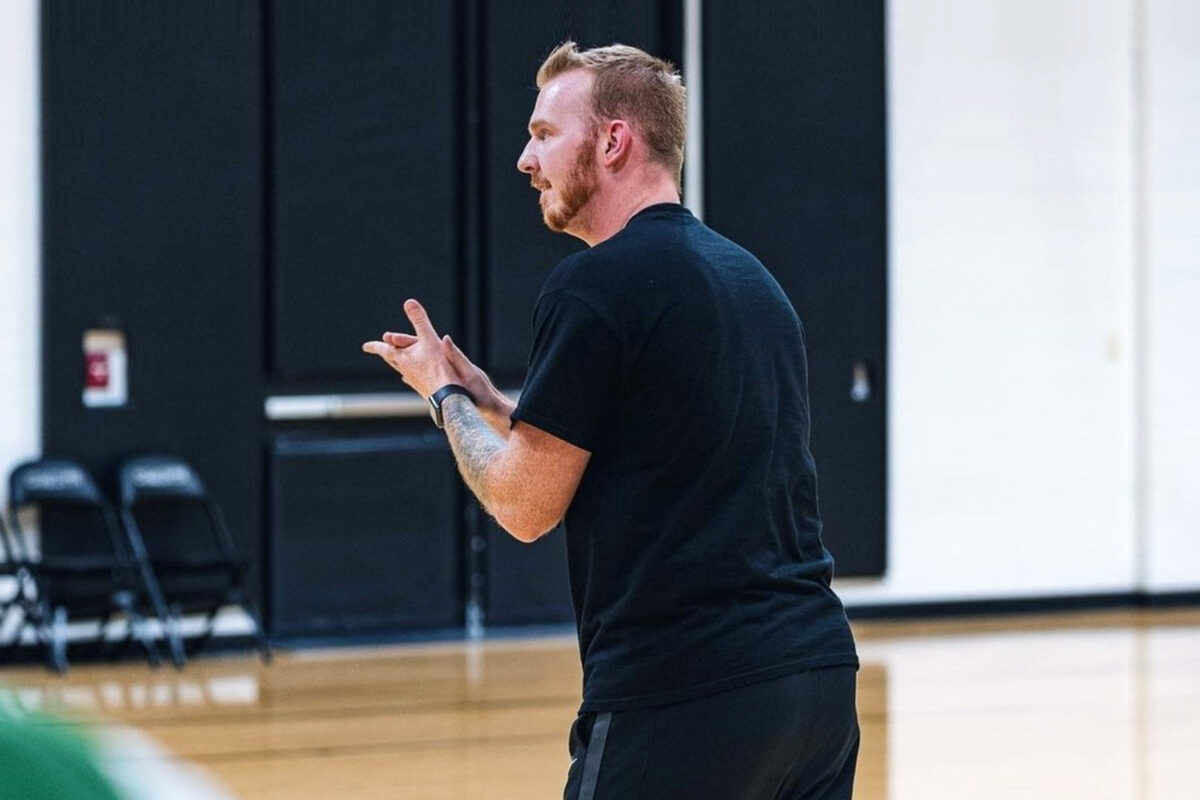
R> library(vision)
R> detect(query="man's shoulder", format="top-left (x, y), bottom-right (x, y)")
top-left (533, 251), bottom-right (624, 333)
top-left (541, 249), bottom-right (590, 295)
top-left (537, 211), bottom-right (768, 312)
top-left (540, 240), bottom-right (636, 301)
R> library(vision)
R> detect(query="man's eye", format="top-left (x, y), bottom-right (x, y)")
top-left (536, 130), bottom-right (549, 140)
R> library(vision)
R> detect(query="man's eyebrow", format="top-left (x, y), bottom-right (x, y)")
top-left (528, 118), bottom-right (553, 134)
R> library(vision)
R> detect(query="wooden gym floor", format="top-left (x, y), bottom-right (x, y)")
top-left (1, 607), bottom-right (1197, 799)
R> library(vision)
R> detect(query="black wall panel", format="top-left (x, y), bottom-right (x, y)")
top-left (704, 1), bottom-right (888, 576)
top-left (269, 431), bottom-right (460, 636)
top-left (485, 521), bottom-right (573, 626)
top-left (270, 0), bottom-right (460, 383)
top-left (41, 1), bottom-right (265, 594)
top-left (483, 0), bottom-right (683, 383)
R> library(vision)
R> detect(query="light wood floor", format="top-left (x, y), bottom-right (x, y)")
top-left (2, 608), bottom-right (1198, 799)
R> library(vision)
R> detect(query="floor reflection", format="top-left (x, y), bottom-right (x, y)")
top-left (3, 672), bottom-right (260, 716)
top-left (853, 613), bottom-right (1200, 800)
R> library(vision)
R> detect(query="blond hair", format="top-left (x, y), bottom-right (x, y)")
top-left (537, 41), bottom-right (686, 189)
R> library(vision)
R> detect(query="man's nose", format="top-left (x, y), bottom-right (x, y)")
top-left (517, 143), bottom-right (536, 174)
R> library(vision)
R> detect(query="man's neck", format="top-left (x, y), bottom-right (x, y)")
top-left (572, 179), bottom-right (681, 247)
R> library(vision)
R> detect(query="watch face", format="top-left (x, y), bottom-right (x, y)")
top-left (428, 396), bottom-right (442, 428)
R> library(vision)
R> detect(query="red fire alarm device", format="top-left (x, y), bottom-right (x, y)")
top-left (82, 329), bottom-right (128, 408)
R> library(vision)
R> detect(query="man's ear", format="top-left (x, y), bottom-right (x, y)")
top-left (601, 120), bottom-right (634, 167)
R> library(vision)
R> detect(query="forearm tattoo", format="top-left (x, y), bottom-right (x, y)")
top-left (441, 394), bottom-right (506, 509)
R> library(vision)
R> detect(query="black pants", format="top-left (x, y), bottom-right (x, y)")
top-left (563, 666), bottom-right (859, 800)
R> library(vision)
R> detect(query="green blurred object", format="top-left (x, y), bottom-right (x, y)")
top-left (0, 708), bottom-right (124, 800)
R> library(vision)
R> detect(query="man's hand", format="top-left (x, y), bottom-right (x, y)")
top-left (440, 336), bottom-right (517, 433)
top-left (362, 299), bottom-right (457, 400)
top-left (380, 324), bottom-right (516, 435)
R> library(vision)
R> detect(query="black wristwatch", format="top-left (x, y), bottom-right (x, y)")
top-left (428, 384), bottom-right (474, 429)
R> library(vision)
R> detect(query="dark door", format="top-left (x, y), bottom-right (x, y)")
top-left (263, 0), bottom-right (465, 635)
top-left (268, 0), bottom-right (461, 386)
top-left (703, 0), bottom-right (888, 576)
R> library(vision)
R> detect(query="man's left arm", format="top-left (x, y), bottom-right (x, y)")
top-left (363, 298), bottom-right (588, 543)
top-left (441, 394), bottom-right (589, 542)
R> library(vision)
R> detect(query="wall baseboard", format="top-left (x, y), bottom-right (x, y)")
top-left (846, 591), bottom-right (1200, 620)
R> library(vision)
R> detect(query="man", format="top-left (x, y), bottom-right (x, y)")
top-left (364, 41), bottom-right (859, 800)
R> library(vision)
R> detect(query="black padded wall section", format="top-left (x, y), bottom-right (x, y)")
top-left (703, 1), bottom-right (888, 576)
top-left (269, 431), bottom-right (460, 636)
top-left (269, 0), bottom-right (460, 384)
top-left (485, 520), bottom-right (573, 626)
top-left (41, 2), bottom-right (265, 593)
top-left (483, 0), bottom-right (683, 384)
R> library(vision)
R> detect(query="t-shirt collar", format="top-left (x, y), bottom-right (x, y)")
top-left (626, 202), bottom-right (689, 225)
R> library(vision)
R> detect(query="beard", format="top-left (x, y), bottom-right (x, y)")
top-left (539, 136), bottom-right (598, 233)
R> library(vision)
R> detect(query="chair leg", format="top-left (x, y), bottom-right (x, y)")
top-left (232, 589), bottom-right (272, 664)
top-left (165, 602), bottom-right (186, 670)
top-left (253, 619), bottom-right (273, 665)
top-left (5, 575), bottom-right (36, 660)
top-left (138, 566), bottom-right (186, 670)
top-left (0, 604), bottom-right (13, 664)
top-left (99, 606), bottom-right (127, 661)
top-left (49, 605), bottom-right (68, 675)
top-left (0, 599), bottom-right (20, 657)
top-left (114, 590), bottom-right (161, 669)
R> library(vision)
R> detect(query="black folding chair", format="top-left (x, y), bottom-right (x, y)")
top-left (6, 458), bottom-right (165, 673)
top-left (118, 455), bottom-right (271, 665)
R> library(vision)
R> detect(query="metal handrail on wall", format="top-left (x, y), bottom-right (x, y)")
top-left (264, 391), bottom-right (522, 421)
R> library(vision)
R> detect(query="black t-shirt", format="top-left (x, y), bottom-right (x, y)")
top-left (512, 203), bottom-right (858, 713)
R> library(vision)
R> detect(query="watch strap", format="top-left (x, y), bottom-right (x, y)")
top-left (429, 384), bottom-right (474, 428)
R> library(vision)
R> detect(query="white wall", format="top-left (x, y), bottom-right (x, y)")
top-left (1144, 0), bottom-right (1200, 592)
top-left (0, 0), bottom-right (38, 623)
top-left (839, 0), bottom-right (1140, 604)
top-left (0, 0), bottom-right (40, 499)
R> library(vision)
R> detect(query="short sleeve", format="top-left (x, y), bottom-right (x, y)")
top-left (511, 290), bottom-right (622, 452)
